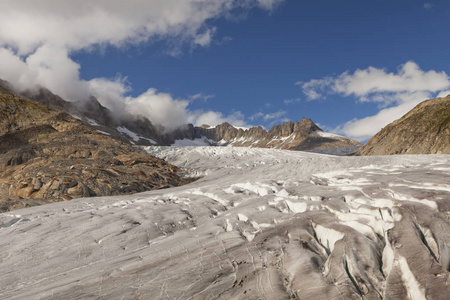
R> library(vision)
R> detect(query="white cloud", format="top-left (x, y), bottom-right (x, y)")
top-left (297, 77), bottom-right (334, 101)
top-left (300, 62), bottom-right (450, 141)
top-left (333, 91), bottom-right (430, 141)
top-left (0, 0), bottom-right (280, 132)
top-left (424, 3), bottom-right (434, 10)
top-left (437, 90), bottom-right (450, 98)
top-left (189, 93), bottom-right (215, 102)
top-left (250, 112), bottom-right (265, 121)
top-left (255, 0), bottom-right (285, 10)
top-left (126, 89), bottom-right (190, 132)
top-left (194, 27), bottom-right (217, 47)
top-left (249, 110), bottom-right (287, 126)
top-left (335, 62), bottom-right (448, 98)
top-left (283, 98), bottom-right (301, 105)
top-left (0, 1), bottom-right (227, 54)
top-left (0, 46), bottom-right (88, 101)
top-left (191, 110), bottom-right (247, 128)
top-left (89, 77), bottom-right (131, 117)
top-left (301, 62), bottom-right (449, 102)
top-left (263, 110), bottom-right (287, 120)
top-left (89, 87), bottom-right (246, 133)
top-left (0, 0), bottom-right (283, 55)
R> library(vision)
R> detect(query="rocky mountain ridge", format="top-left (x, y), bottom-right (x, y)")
top-left (1, 80), bottom-right (361, 152)
top-left (355, 95), bottom-right (450, 155)
top-left (0, 85), bottom-right (190, 212)
top-left (21, 85), bottom-right (170, 146)
top-left (170, 118), bottom-right (361, 151)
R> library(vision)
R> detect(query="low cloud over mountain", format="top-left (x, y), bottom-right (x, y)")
top-left (0, 0), bottom-right (283, 131)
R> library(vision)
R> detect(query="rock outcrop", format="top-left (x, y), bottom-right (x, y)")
top-left (0, 86), bottom-right (191, 212)
top-left (355, 96), bottom-right (450, 155)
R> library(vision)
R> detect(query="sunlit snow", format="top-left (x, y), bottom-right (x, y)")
top-left (116, 126), bottom-right (157, 144)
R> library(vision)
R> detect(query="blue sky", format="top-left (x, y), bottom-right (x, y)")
top-left (1, 0), bottom-right (450, 141)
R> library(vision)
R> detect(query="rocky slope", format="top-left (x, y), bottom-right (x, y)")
top-left (21, 86), bottom-right (170, 146)
top-left (0, 80), bottom-right (169, 146)
top-left (171, 118), bottom-right (361, 151)
top-left (355, 96), bottom-right (450, 155)
top-left (0, 86), bottom-right (190, 212)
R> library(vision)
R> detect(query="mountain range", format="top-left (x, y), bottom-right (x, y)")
top-left (170, 118), bottom-right (361, 151)
top-left (0, 79), bottom-right (361, 152)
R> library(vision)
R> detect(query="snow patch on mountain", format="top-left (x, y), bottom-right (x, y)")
top-left (96, 130), bottom-right (111, 136)
top-left (69, 114), bottom-right (82, 120)
top-left (86, 118), bottom-right (99, 126)
top-left (316, 131), bottom-right (343, 138)
top-left (117, 126), bottom-right (157, 144)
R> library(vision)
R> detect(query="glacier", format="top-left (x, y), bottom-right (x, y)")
top-left (0, 146), bottom-right (449, 299)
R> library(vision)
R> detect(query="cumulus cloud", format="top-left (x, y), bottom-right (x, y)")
top-left (299, 62), bottom-right (449, 101)
top-left (125, 89), bottom-right (189, 132)
top-left (299, 62), bottom-right (450, 140)
top-left (0, 46), bottom-right (89, 101)
top-left (0, 0), bottom-right (281, 131)
top-left (0, 0), bottom-right (264, 55)
top-left (123, 89), bottom-right (246, 132)
top-left (190, 110), bottom-right (247, 128)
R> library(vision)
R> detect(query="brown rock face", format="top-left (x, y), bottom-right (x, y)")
top-left (0, 86), bottom-right (191, 212)
top-left (355, 96), bottom-right (450, 155)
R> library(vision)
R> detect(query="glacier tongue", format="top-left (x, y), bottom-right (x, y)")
top-left (0, 146), bottom-right (449, 299)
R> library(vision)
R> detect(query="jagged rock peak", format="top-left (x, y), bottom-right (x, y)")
top-left (169, 117), bottom-right (360, 152)
top-left (296, 117), bottom-right (322, 133)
